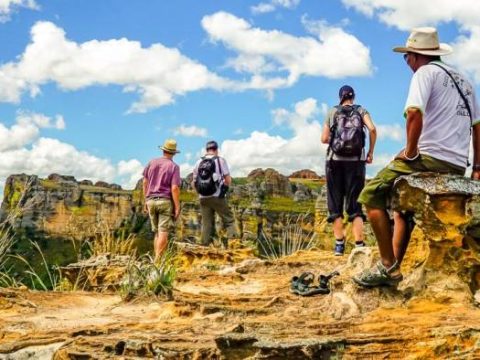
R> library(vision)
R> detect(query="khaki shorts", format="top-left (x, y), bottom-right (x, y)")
top-left (147, 198), bottom-right (173, 232)
top-left (358, 154), bottom-right (465, 210)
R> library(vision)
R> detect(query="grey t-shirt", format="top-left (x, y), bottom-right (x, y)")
top-left (193, 155), bottom-right (230, 198)
top-left (324, 105), bottom-right (370, 161)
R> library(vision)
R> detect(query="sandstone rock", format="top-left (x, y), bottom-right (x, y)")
top-left (247, 168), bottom-right (292, 197)
top-left (79, 179), bottom-right (93, 186)
top-left (108, 183), bottom-right (122, 190)
top-left (392, 173), bottom-right (480, 301)
top-left (289, 169), bottom-right (321, 179)
top-left (47, 173), bottom-right (76, 184)
top-left (93, 181), bottom-right (110, 188)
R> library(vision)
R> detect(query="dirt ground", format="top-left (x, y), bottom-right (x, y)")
top-left (1, 248), bottom-right (480, 359)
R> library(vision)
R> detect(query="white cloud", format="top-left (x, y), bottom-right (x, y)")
top-left (0, 0), bottom-right (38, 23)
top-left (0, 111), bottom-right (64, 152)
top-left (341, 0), bottom-right (480, 83)
top-left (376, 123), bottom-right (404, 142)
top-left (117, 159), bottom-right (143, 189)
top-left (251, 0), bottom-right (300, 14)
top-left (173, 124), bottom-right (208, 137)
top-left (0, 112), bottom-right (143, 193)
top-left (202, 12), bottom-right (373, 91)
top-left (0, 21), bottom-right (232, 113)
top-left (341, 0), bottom-right (480, 30)
top-left (218, 98), bottom-right (328, 176)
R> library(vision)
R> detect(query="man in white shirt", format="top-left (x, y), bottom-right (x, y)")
top-left (353, 27), bottom-right (480, 288)
top-left (192, 140), bottom-right (237, 247)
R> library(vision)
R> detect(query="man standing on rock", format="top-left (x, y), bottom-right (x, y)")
top-left (321, 85), bottom-right (377, 256)
top-left (143, 139), bottom-right (181, 261)
top-left (192, 140), bottom-right (237, 248)
top-left (353, 27), bottom-right (480, 287)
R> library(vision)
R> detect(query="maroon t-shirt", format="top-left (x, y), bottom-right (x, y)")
top-left (143, 157), bottom-right (181, 199)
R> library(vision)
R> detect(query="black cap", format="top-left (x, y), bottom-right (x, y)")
top-left (206, 140), bottom-right (218, 151)
top-left (338, 85), bottom-right (355, 104)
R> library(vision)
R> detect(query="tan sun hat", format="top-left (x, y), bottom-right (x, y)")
top-left (393, 27), bottom-right (453, 56)
top-left (159, 139), bottom-right (180, 154)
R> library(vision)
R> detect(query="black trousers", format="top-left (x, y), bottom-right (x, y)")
top-left (325, 160), bottom-right (366, 223)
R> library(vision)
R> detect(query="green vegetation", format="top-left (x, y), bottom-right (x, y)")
top-left (70, 206), bottom-right (93, 216)
top-left (259, 214), bottom-right (318, 260)
top-left (120, 249), bottom-right (177, 301)
top-left (289, 178), bottom-right (325, 191)
top-left (39, 179), bottom-right (61, 190)
top-left (180, 190), bottom-right (197, 203)
top-left (232, 177), bottom-right (248, 186)
top-left (263, 196), bottom-right (315, 213)
top-left (79, 184), bottom-right (131, 195)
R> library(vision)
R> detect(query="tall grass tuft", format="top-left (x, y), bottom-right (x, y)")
top-left (0, 176), bottom-right (37, 288)
top-left (259, 214), bottom-right (318, 260)
top-left (89, 223), bottom-right (136, 257)
top-left (120, 245), bottom-right (177, 301)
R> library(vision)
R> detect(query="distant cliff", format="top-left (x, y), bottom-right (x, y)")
top-left (0, 169), bottom-right (327, 243)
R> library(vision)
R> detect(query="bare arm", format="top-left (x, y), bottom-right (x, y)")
top-left (224, 175), bottom-right (232, 187)
top-left (171, 184), bottom-right (180, 220)
top-left (321, 120), bottom-right (330, 144)
top-left (473, 124), bottom-right (480, 180)
top-left (396, 107), bottom-right (423, 160)
top-left (363, 113), bottom-right (377, 164)
top-left (142, 178), bottom-right (148, 212)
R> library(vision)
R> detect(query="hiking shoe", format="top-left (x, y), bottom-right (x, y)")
top-left (334, 241), bottom-right (345, 256)
top-left (355, 241), bottom-right (366, 247)
top-left (352, 260), bottom-right (403, 288)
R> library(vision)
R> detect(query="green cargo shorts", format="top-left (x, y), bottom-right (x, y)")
top-left (146, 198), bottom-right (173, 232)
top-left (358, 154), bottom-right (465, 210)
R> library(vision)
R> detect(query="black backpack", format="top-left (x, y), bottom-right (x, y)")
top-left (194, 156), bottom-right (222, 196)
top-left (329, 105), bottom-right (365, 158)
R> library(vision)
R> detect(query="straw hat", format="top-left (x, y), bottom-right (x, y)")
top-left (159, 139), bottom-right (180, 154)
top-left (393, 27), bottom-right (452, 56)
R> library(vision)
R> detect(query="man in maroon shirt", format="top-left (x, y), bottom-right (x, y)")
top-left (143, 139), bottom-right (181, 260)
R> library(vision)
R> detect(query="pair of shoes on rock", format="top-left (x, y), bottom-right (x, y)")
top-left (352, 260), bottom-right (403, 288)
top-left (334, 239), bottom-right (366, 256)
top-left (290, 271), bottom-right (338, 296)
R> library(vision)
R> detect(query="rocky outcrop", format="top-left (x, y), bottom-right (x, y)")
top-left (289, 169), bottom-right (321, 179)
top-left (247, 168), bottom-right (292, 197)
top-left (392, 173), bottom-right (480, 301)
top-left (0, 174), bottom-right (141, 238)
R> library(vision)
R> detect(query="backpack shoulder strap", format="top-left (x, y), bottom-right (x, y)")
top-left (430, 62), bottom-right (473, 124)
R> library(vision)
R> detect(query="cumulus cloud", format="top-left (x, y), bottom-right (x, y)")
top-left (173, 124), bottom-right (208, 138)
top-left (0, 21), bottom-right (232, 113)
top-left (0, 111), bottom-right (64, 152)
top-left (251, 0), bottom-right (300, 14)
top-left (341, 0), bottom-right (479, 30)
top-left (0, 0), bottom-right (38, 23)
top-left (376, 123), bottom-right (404, 142)
top-left (341, 0), bottom-right (480, 83)
top-left (0, 112), bottom-right (143, 194)
top-left (218, 98), bottom-right (328, 176)
top-left (202, 12), bottom-right (373, 91)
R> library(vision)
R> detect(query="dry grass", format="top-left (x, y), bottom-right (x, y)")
top-left (89, 223), bottom-right (136, 257)
top-left (259, 214), bottom-right (318, 260)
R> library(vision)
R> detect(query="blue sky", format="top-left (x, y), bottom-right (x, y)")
top-left (0, 0), bottom-right (478, 191)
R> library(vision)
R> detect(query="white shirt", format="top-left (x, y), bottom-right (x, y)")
top-left (405, 61), bottom-right (480, 168)
top-left (192, 155), bottom-right (230, 198)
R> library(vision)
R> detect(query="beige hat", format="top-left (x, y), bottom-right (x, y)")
top-left (159, 139), bottom-right (180, 154)
top-left (393, 27), bottom-right (452, 56)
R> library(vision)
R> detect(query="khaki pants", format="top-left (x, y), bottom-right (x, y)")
top-left (199, 197), bottom-right (237, 246)
top-left (358, 154), bottom-right (465, 210)
top-left (146, 198), bottom-right (173, 232)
